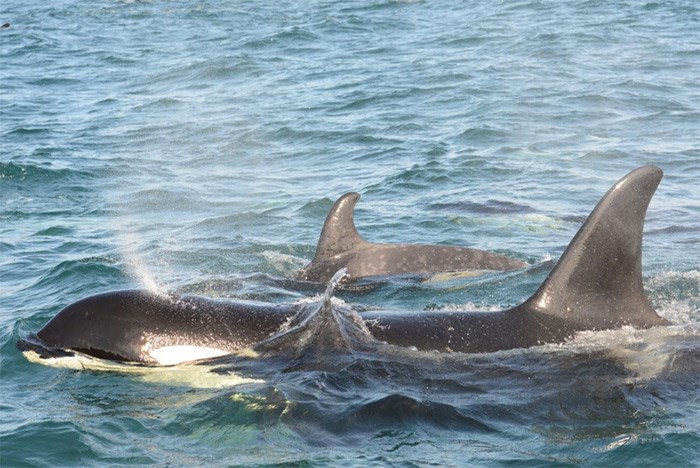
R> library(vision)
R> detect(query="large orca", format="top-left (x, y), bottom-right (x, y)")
top-left (294, 192), bottom-right (528, 283)
top-left (19, 166), bottom-right (669, 366)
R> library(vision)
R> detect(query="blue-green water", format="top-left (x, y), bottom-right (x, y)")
top-left (2, 0), bottom-right (699, 466)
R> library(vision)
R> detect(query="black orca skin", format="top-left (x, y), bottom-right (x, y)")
top-left (20, 166), bottom-right (669, 365)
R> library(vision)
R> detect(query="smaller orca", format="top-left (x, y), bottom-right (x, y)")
top-left (295, 192), bottom-right (528, 283)
top-left (19, 166), bottom-right (669, 366)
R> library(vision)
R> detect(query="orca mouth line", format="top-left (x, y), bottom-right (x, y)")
top-left (17, 336), bottom-right (76, 360)
top-left (17, 335), bottom-right (131, 363)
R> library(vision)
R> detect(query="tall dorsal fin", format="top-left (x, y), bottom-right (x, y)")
top-left (524, 165), bottom-right (668, 329)
top-left (314, 192), bottom-right (368, 259)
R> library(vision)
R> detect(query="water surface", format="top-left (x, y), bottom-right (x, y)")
top-left (1, 0), bottom-right (699, 466)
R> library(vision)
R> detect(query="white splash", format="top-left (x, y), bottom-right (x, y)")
top-left (325, 268), bottom-right (349, 299)
top-left (646, 269), bottom-right (700, 323)
top-left (260, 250), bottom-right (307, 274)
top-left (551, 323), bottom-right (696, 382)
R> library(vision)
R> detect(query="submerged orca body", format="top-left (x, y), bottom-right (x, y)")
top-left (295, 192), bottom-right (528, 283)
top-left (20, 166), bottom-right (669, 365)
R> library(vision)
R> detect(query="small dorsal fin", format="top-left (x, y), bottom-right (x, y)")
top-left (314, 193), bottom-right (367, 259)
top-left (524, 165), bottom-right (668, 329)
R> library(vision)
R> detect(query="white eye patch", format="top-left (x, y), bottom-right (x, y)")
top-left (148, 346), bottom-right (230, 365)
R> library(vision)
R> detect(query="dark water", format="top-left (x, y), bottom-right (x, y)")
top-left (1, 0), bottom-right (699, 466)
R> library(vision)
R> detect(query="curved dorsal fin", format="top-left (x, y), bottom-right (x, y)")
top-left (313, 192), bottom-right (367, 259)
top-left (524, 165), bottom-right (668, 328)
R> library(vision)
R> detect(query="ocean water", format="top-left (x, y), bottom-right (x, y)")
top-left (1, 0), bottom-right (699, 466)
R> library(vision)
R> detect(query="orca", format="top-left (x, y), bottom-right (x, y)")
top-left (20, 294), bottom-right (297, 365)
top-left (294, 192), bottom-right (528, 283)
top-left (19, 166), bottom-right (669, 365)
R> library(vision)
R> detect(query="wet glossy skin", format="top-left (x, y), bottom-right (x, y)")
top-left (22, 166), bottom-right (668, 365)
top-left (296, 192), bottom-right (528, 283)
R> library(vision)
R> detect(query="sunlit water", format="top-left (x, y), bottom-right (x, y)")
top-left (1, 0), bottom-right (699, 466)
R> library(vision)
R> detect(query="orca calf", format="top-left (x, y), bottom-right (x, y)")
top-left (19, 166), bottom-right (669, 365)
top-left (295, 192), bottom-right (528, 283)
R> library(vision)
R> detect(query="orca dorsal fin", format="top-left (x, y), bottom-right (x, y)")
top-left (524, 165), bottom-right (668, 329)
top-left (314, 192), bottom-right (368, 259)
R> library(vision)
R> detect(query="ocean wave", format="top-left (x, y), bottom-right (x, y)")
top-left (0, 420), bottom-right (113, 467)
top-left (429, 199), bottom-right (534, 215)
top-left (0, 161), bottom-right (91, 184)
top-left (3, 0), bottom-right (699, 465)
top-left (28, 257), bottom-right (126, 293)
top-left (338, 393), bottom-right (495, 433)
top-left (646, 270), bottom-right (700, 323)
